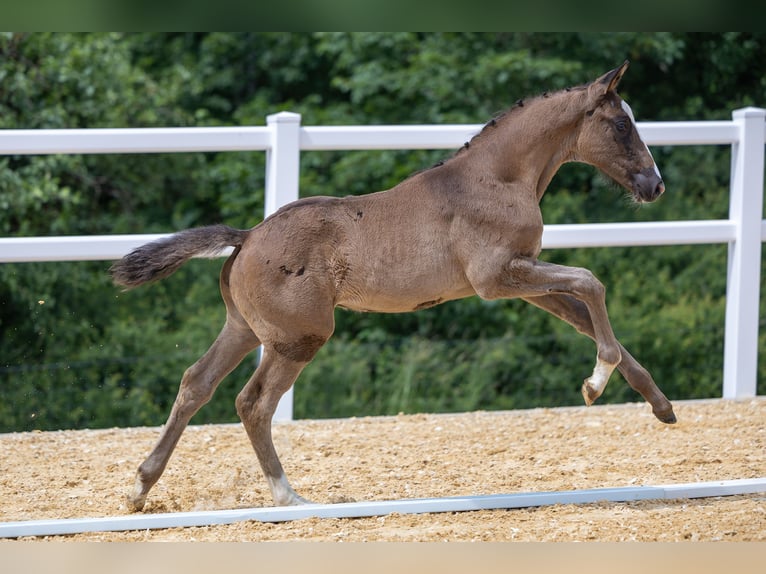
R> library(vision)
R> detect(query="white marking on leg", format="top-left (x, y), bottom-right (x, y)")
top-left (268, 474), bottom-right (308, 506)
top-left (128, 475), bottom-right (148, 510)
top-left (582, 357), bottom-right (619, 406)
top-left (587, 358), bottom-right (617, 395)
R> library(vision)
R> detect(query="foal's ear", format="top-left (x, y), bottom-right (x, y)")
top-left (594, 60), bottom-right (630, 93)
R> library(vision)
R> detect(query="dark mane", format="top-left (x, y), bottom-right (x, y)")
top-left (438, 83), bottom-right (586, 166)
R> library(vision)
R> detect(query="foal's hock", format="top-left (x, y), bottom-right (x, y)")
top-left (111, 61), bottom-right (676, 511)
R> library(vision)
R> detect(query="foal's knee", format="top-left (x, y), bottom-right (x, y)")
top-left (572, 268), bottom-right (606, 302)
top-left (597, 345), bottom-right (622, 368)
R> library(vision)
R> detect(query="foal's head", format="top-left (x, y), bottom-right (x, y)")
top-left (576, 61), bottom-right (664, 203)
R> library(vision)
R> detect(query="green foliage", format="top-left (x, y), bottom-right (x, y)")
top-left (1, 33), bottom-right (764, 433)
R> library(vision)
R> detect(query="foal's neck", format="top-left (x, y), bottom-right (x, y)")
top-left (466, 88), bottom-right (587, 201)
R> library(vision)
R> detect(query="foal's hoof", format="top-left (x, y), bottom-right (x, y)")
top-left (581, 380), bottom-right (601, 406)
top-left (653, 407), bottom-right (677, 425)
top-left (126, 492), bottom-right (147, 512)
top-left (276, 492), bottom-right (312, 506)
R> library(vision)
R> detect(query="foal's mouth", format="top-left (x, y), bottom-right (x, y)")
top-left (633, 180), bottom-right (665, 203)
top-left (631, 169), bottom-right (665, 203)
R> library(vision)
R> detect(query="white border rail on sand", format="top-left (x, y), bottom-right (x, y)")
top-left (0, 477), bottom-right (763, 539)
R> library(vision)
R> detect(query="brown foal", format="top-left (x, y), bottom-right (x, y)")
top-left (111, 61), bottom-right (675, 511)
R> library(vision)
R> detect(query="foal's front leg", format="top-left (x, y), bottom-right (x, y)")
top-left (524, 293), bottom-right (676, 423)
top-left (474, 257), bottom-right (623, 405)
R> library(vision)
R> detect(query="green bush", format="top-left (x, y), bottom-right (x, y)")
top-left (2, 33), bottom-right (765, 432)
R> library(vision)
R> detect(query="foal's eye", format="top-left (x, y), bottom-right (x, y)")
top-left (614, 117), bottom-right (630, 133)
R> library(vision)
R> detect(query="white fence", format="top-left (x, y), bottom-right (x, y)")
top-left (0, 108), bottom-right (764, 420)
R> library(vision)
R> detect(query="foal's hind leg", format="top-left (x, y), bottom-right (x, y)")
top-left (523, 293), bottom-right (676, 423)
top-left (234, 345), bottom-right (323, 506)
top-left (128, 320), bottom-right (259, 511)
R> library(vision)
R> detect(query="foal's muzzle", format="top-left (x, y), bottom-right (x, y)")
top-left (632, 169), bottom-right (665, 203)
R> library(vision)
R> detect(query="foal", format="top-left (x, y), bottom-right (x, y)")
top-left (112, 61), bottom-right (676, 511)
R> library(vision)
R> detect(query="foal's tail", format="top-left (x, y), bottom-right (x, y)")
top-left (110, 224), bottom-right (248, 289)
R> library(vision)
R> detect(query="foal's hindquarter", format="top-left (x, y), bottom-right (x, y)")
top-left (118, 62), bottom-right (676, 512)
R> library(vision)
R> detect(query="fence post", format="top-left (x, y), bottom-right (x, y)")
top-left (265, 111), bottom-right (302, 420)
top-left (723, 107), bottom-right (765, 398)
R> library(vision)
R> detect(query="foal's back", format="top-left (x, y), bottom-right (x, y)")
top-left (237, 164), bottom-right (477, 315)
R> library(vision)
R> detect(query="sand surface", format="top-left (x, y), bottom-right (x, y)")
top-left (1, 398), bottom-right (764, 541)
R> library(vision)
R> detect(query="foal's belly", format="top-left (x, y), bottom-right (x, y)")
top-left (334, 262), bottom-right (475, 314)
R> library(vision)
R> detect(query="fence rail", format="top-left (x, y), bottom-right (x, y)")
top-left (1, 108), bottom-right (764, 419)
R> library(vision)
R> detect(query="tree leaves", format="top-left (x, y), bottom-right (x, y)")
top-left (1, 33), bottom-right (764, 431)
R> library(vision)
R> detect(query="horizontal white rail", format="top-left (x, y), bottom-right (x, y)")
top-left (300, 124), bottom-right (483, 150)
top-left (637, 121), bottom-right (740, 145)
top-left (0, 126), bottom-right (272, 155)
top-left (0, 120), bottom-right (746, 156)
top-left (541, 219), bottom-right (738, 248)
top-left (0, 234), bottom-right (170, 263)
top-left (0, 220), bottom-right (740, 263)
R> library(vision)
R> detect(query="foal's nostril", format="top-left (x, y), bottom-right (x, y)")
top-left (633, 171), bottom-right (665, 202)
